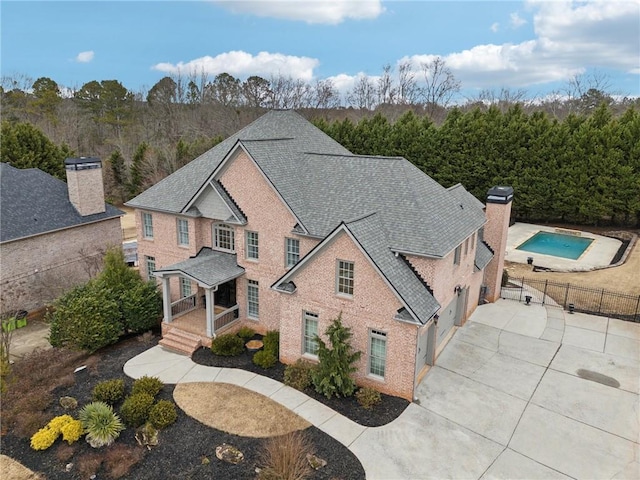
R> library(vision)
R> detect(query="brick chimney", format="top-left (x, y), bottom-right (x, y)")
top-left (483, 186), bottom-right (514, 302)
top-left (64, 157), bottom-right (106, 216)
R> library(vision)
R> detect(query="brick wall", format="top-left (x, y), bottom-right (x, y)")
top-left (484, 201), bottom-right (513, 302)
top-left (278, 231), bottom-right (419, 400)
top-left (0, 218), bottom-right (122, 313)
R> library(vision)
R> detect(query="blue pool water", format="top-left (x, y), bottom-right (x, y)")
top-left (516, 231), bottom-right (593, 260)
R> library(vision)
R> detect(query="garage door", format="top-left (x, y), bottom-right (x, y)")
top-left (436, 297), bottom-right (457, 346)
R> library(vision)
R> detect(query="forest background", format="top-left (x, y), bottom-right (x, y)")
top-left (2, 69), bottom-right (639, 227)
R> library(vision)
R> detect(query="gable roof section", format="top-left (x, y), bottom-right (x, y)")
top-left (153, 247), bottom-right (245, 288)
top-left (126, 110), bottom-right (350, 214)
top-left (273, 214), bottom-right (440, 325)
top-left (475, 240), bottom-right (494, 271)
top-left (0, 163), bottom-right (122, 243)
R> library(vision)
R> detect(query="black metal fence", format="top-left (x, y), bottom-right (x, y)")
top-left (501, 277), bottom-right (640, 323)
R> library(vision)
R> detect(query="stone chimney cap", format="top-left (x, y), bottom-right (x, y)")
top-left (486, 186), bottom-right (514, 204)
top-left (65, 157), bottom-right (102, 170)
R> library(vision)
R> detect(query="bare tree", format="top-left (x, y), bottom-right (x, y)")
top-left (420, 57), bottom-right (461, 115)
top-left (377, 64), bottom-right (397, 105)
top-left (347, 75), bottom-right (377, 110)
top-left (563, 70), bottom-right (613, 113)
top-left (397, 61), bottom-right (419, 104)
top-left (310, 79), bottom-right (340, 108)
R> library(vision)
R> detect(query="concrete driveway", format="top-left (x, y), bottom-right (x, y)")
top-left (351, 300), bottom-right (639, 480)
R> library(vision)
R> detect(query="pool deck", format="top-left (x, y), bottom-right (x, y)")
top-left (505, 223), bottom-right (621, 271)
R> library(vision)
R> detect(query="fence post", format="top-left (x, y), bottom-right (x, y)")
top-left (563, 284), bottom-right (569, 309)
top-left (598, 289), bottom-right (605, 314)
top-left (635, 295), bottom-right (640, 323)
top-left (542, 280), bottom-right (548, 305)
top-left (519, 277), bottom-right (524, 302)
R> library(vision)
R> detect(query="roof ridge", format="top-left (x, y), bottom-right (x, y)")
top-left (240, 137), bottom-right (295, 142)
top-left (305, 152), bottom-right (405, 161)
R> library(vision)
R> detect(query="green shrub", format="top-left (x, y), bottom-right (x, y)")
top-left (92, 379), bottom-right (125, 405)
top-left (262, 330), bottom-right (279, 357)
top-left (311, 314), bottom-right (361, 399)
top-left (131, 376), bottom-right (163, 398)
top-left (211, 333), bottom-right (244, 356)
top-left (120, 393), bottom-right (154, 427)
top-left (148, 400), bottom-right (178, 429)
top-left (48, 282), bottom-right (122, 353)
top-left (79, 402), bottom-right (124, 448)
top-left (236, 326), bottom-right (255, 339)
top-left (355, 387), bottom-right (381, 410)
top-left (252, 350), bottom-right (277, 369)
top-left (501, 268), bottom-right (509, 287)
top-left (284, 360), bottom-right (316, 391)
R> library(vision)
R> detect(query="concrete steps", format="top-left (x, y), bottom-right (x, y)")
top-left (159, 328), bottom-right (202, 356)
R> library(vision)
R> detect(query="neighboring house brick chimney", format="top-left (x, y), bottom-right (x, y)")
top-left (484, 186), bottom-right (514, 302)
top-left (65, 157), bottom-right (106, 216)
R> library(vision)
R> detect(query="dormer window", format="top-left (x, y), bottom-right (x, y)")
top-left (214, 223), bottom-right (235, 252)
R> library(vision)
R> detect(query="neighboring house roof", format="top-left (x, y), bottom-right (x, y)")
top-left (0, 163), bottom-right (123, 243)
top-left (153, 248), bottom-right (245, 288)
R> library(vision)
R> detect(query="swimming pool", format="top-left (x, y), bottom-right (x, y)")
top-left (516, 231), bottom-right (594, 260)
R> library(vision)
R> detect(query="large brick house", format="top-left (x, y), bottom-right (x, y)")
top-left (0, 159), bottom-right (123, 314)
top-left (127, 110), bottom-right (513, 400)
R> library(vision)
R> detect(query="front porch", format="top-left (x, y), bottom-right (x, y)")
top-left (152, 248), bottom-right (245, 353)
top-left (164, 301), bottom-right (240, 347)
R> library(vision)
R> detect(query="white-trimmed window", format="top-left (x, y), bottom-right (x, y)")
top-left (180, 277), bottom-right (192, 298)
top-left (453, 245), bottom-right (461, 265)
top-left (214, 223), bottom-right (235, 252)
top-left (145, 256), bottom-right (156, 281)
top-left (247, 280), bottom-right (259, 319)
top-left (285, 238), bottom-right (300, 268)
top-left (303, 311), bottom-right (319, 356)
top-left (337, 260), bottom-right (354, 296)
top-left (246, 231), bottom-right (259, 260)
top-left (177, 218), bottom-right (189, 246)
top-left (142, 213), bottom-right (153, 239)
top-left (369, 330), bottom-right (387, 378)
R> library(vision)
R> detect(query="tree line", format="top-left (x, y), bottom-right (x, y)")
top-left (1, 68), bottom-right (638, 226)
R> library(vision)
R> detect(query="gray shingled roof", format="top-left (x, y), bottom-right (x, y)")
top-left (126, 110), bottom-right (350, 214)
top-left (475, 241), bottom-right (494, 271)
top-left (153, 248), bottom-right (245, 287)
top-left (344, 214), bottom-right (441, 324)
top-left (0, 163), bottom-right (122, 243)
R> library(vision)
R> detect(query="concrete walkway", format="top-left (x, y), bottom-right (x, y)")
top-left (124, 300), bottom-right (640, 480)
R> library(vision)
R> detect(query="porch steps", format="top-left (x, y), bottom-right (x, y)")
top-left (159, 329), bottom-right (202, 356)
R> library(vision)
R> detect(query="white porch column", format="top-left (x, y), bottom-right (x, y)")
top-left (162, 276), bottom-right (172, 324)
top-left (206, 287), bottom-right (216, 337)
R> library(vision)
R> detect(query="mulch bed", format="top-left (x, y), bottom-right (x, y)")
top-left (1, 334), bottom-right (367, 479)
top-left (192, 342), bottom-right (410, 428)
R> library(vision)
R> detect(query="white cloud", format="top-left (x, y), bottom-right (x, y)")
top-left (213, 0), bottom-right (384, 24)
top-left (75, 51), bottom-right (94, 63)
top-left (490, 22), bottom-right (500, 33)
top-left (152, 50), bottom-right (319, 81)
top-left (509, 12), bottom-right (526, 28)
top-left (399, 0), bottom-right (639, 90)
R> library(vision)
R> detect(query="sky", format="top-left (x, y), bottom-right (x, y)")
top-left (1, 0), bottom-right (639, 102)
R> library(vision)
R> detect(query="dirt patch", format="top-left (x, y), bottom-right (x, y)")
top-left (173, 382), bottom-right (311, 438)
top-left (506, 236), bottom-right (640, 295)
top-left (0, 454), bottom-right (44, 480)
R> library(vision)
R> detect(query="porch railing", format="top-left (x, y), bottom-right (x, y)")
top-left (214, 305), bottom-right (239, 332)
top-left (171, 294), bottom-right (197, 317)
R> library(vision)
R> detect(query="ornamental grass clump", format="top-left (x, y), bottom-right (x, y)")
top-left (79, 401), bottom-right (124, 448)
top-left (236, 326), bottom-right (255, 339)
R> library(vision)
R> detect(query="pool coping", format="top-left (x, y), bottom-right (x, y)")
top-left (505, 223), bottom-right (623, 272)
